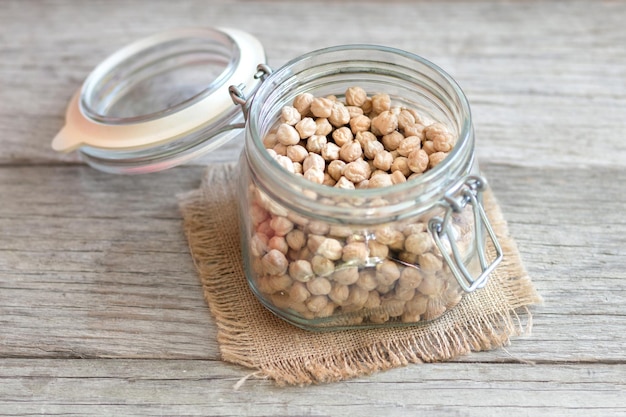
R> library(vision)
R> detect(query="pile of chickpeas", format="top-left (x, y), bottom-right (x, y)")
top-left (246, 87), bottom-right (471, 326)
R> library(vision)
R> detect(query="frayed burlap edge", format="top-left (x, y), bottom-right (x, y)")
top-left (180, 163), bottom-right (541, 386)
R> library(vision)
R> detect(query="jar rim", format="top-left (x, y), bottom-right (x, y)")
top-left (52, 27), bottom-right (266, 167)
top-left (79, 28), bottom-right (241, 125)
top-left (246, 44), bottom-right (474, 217)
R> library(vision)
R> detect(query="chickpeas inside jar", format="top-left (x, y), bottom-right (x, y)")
top-left (239, 45), bottom-right (500, 330)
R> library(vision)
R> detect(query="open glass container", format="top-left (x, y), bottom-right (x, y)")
top-left (53, 27), bottom-right (502, 331)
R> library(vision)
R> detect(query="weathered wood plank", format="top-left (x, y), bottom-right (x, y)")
top-left (1, 0), bottom-right (626, 414)
top-left (0, 359), bottom-right (624, 417)
top-left (0, 0), bottom-right (625, 167)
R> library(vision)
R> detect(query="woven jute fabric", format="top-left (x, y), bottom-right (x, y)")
top-left (180, 163), bottom-right (541, 386)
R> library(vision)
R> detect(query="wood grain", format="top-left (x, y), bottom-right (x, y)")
top-left (1, 0), bottom-right (625, 415)
top-left (0, 359), bottom-right (624, 417)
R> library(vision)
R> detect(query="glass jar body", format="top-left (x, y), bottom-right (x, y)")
top-left (239, 46), bottom-right (491, 330)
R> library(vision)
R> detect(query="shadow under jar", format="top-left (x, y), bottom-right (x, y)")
top-left (240, 45), bottom-right (502, 331)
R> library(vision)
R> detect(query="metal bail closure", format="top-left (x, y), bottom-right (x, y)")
top-left (229, 63), bottom-right (273, 121)
top-left (428, 175), bottom-right (503, 292)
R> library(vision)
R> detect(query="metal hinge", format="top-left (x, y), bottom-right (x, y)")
top-left (428, 175), bottom-right (503, 292)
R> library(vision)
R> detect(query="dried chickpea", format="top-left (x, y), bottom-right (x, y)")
top-left (268, 235), bottom-right (289, 254)
top-left (249, 233), bottom-right (269, 258)
top-left (306, 276), bottom-right (332, 295)
top-left (345, 285), bottom-right (369, 308)
top-left (335, 176), bottom-right (356, 190)
top-left (403, 123), bottom-right (425, 139)
top-left (422, 140), bottom-right (436, 155)
top-left (343, 159), bottom-right (371, 183)
top-left (390, 156), bottom-right (412, 177)
top-left (322, 172), bottom-right (336, 186)
top-left (276, 123), bottom-right (300, 146)
top-left (263, 132), bottom-right (278, 148)
top-left (256, 219), bottom-right (274, 238)
top-left (397, 136), bottom-right (422, 157)
top-left (339, 140), bottom-right (363, 163)
top-left (375, 259), bottom-right (401, 286)
top-left (390, 170), bottom-right (406, 184)
top-left (289, 281), bottom-right (310, 303)
top-left (316, 237), bottom-right (343, 260)
top-left (308, 220), bottom-right (330, 235)
top-left (342, 241), bottom-right (369, 264)
top-left (317, 301), bottom-right (337, 318)
top-left (355, 131), bottom-right (377, 148)
top-left (369, 312), bottom-right (390, 324)
top-left (311, 254), bottom-right (335, 276)
top-left (310, 97), bottom-right (334, 118)
top-left (361, 97), bottom-right (373, 114)
top-left (404, 232), bottom-right (432, 255)
top-left (418, 253), bottom-right (443, 273)
top-left (269, 216), bottom-right (294, 237)
top-left (286, 144), bottom-right (308, 163)
top-left (417, 274), bottom-right (446, 296)
top-left (295, 117), bottom-right (317, 139)
top-left (433, 133), bottom-right (454, 153)
top-left (345, 86), bottom-right (368, 106)
top-left (407, 149), bottom-right (429, 174)
top-left (306, 135), bottom-right (327, 153)
top-left (329, 102), bottom-right (351, 127)
top-left (331, 266), bottom-right (359, 285)
top-left (371, 93), bottom-right (391, 114)
top-left (332, 126), bottom-right (354, 147)
top-left (303, 152), bottom-right (325, 173)
top-left (315, 118), bottom-right (333, 136)
top-left (272, 143), bottom-right (288, 157)
top-left (429, 151), bottom-right (448, 168)
top-left (304, 168), bottom-right (324, 184)
top-left (363, 290), bottom-right (381, 309)
top-left (356, 270), bottom-right (378, 291)
top-left (249, 203), bottom-right (269, 226)
top-left (375, 226), bottom-right (404, 248)
top-left (261, 249), bottom-right (289, 276)
top-left (368, 240), bottom-right (389, 260)
top-left (268, 274), bottom-right (293, 292)
top-left (306, 295), bottom-right (329, 313)
top-left (293, 92), bottom-right (314, 116)
top-left (381, 131), bottom-right (404, 151)
top-left (328, 283), bottom-right (350, 305)
top-left (397, 109), bottom-right (416, 131)
top-left (371, 111), bottom-right (398, 136)
top-left (327, 160), bottom-right (346, 181)
top-left (285, 229), bottom-right (306, 251)
top-left (401, 311), bottom-right (421, 323)
top-left (405, 294), bottom-right (429, 315)
top-left (373, 150), bottom-right (393, 171)
top-left (381, 298), bottom-right (405, 317)
top-left (349, 114), bottom-right (371, 134)
top-left (346, 105), bottom-right (364, 119)
top-left (363, 139), bottom-right (384, 160)
top-left (398, 267), bottom-right (424, 289)
top-left (281, 106), bottom-right (301, 125)
top-left (367, 173), bottom-right (393, 188)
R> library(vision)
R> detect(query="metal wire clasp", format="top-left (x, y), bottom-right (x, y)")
top-left (428, 175), bottom-right (503, 292)
top-left (229, 64), bottom-right (273, 121)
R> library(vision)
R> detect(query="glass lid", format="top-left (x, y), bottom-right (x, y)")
top-left (52, 27), bottom-right (266, 173)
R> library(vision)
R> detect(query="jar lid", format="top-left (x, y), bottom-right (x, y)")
top-left (52, 27), bottom-right (266, 173)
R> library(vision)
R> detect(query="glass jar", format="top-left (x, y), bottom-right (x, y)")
top-left (52, 28), bottom-right (502, 331)
top-left (239, 46), bottom-right (502, 330)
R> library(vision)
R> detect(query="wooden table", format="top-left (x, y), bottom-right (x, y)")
top-left (1, 1), bottom-right (625, 415)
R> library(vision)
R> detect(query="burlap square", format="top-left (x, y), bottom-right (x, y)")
top-left (180, 163), bottom-right (541, 385)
